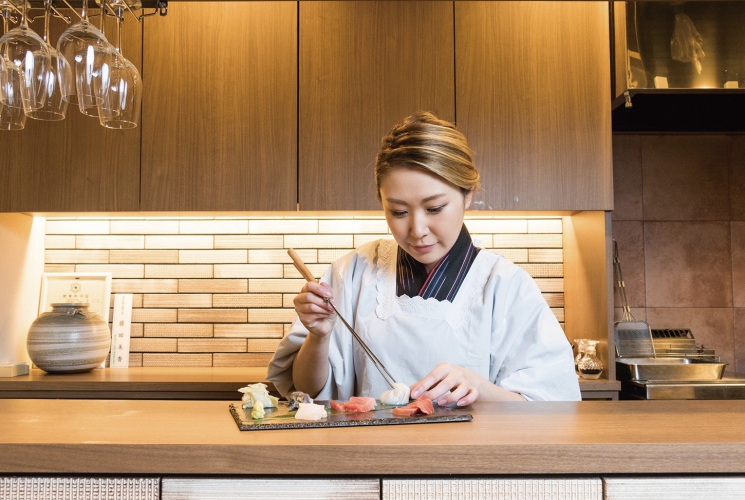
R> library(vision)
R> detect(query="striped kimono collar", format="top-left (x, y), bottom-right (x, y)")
top-left (396, 224), bottom-right (481, 302)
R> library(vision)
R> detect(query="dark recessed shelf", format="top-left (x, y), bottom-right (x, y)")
top-left (613, 90), bottom-right (745, 133)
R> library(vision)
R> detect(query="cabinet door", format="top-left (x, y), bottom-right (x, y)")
top-left (0, 15), bottom-right (141, 212)
top-left (299, 1), bottom-right (455, 211)
top-left (141, 2), bottom-right (297, 211)
top-left (456, 2), bottom-right (613, 211)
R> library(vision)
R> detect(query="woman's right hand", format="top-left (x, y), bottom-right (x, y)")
top-left (293, 281), bottom-right (337, 337)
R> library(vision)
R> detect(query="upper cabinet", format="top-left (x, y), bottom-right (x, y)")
top-left (0, 14), bottom-right (141, 213)
top-left (456, 2), bottom-right (613, 211)
top-left (298, 1), bottom-right (455, 211)
top-left (140, 2), bottom-right (297, 211)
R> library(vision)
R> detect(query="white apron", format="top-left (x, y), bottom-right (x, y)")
top-left (267, 239), bottom-right (581, 402)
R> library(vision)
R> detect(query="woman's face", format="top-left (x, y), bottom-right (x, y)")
top-left (379, 168), bottom-right (472, 272)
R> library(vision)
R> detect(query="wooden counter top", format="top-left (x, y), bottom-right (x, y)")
top-left (1, 399), bottom-right (743, 475)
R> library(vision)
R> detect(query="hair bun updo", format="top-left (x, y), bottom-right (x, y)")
top-left (375, 111), bottom-right (480, 202)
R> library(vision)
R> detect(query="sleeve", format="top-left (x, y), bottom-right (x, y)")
top-left (265, 252), bottom-right (359, 400)
top-left (491, 267), bottom-right (582, 402)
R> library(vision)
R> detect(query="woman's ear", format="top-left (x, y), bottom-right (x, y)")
top-left (464, 191), bottom-right (474, 210)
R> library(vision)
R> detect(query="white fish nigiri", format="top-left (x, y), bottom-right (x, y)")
top-left (380, 382), bottom-right (411, 405)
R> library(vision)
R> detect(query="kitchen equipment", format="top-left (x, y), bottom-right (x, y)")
top-left (616, 357), bottom-right (727, 381)
top-left (621, 379), bottom-right (745, 400)
top-left (617, 328), bottom-right (741, 400)
top-left (651, 328), bottom-right (720, 362)
top-left (229, 401), bottom-right (472, 431)
top-left (287, 248), bottom-right (397, 389)
top-left (613, 240), bottom-right (655, 358)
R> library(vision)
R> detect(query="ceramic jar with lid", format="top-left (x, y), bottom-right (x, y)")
top-left (26, 303), bottom-right (110, 373)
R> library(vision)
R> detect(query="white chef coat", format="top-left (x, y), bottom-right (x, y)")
top-left (267, 239), bottom-right (581, 402)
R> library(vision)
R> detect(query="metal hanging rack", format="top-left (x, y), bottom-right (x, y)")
top-left (0, 0), bottom-right (166, 23)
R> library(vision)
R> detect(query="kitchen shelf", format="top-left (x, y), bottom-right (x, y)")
top-left (0, 367), bottom-right (619, 401)
top-left (0, 367), bottom-right (269, 400)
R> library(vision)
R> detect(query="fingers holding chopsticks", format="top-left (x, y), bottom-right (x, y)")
top-left (294, 281), bottom-right (337, 337)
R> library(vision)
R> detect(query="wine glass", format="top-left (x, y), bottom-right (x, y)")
top-left (26, 0), bottom-right (72, 121)
top-left (0, 0), bottom-right (52, 112)
top-left (56, 0), bottom-right (114, 116)
top-left (95, 7), bottom-right (140, 128)
top-left (0, 9), bottom-right (26, 129)
top-left (0, 67), bottom-right (27, 130)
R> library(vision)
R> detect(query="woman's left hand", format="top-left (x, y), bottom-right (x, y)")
top-left (409, 362), bottom-right (484, 407)
top-left (409, 362), bottom-right (527, 405)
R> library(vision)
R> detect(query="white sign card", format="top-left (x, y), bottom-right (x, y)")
top-left (110, 294), bottom-right (133, 368)
top-left (39, 272), bottom-right (112, 323)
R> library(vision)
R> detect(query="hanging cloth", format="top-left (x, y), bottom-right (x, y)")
top-left (396, 224), bottom-right (480, 302)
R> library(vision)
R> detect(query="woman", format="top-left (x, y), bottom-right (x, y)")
top-left (268, 112), bottom-right (580, 405)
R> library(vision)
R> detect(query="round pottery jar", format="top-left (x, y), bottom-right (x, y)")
top-left (26, 303), bottom-right (110, 373)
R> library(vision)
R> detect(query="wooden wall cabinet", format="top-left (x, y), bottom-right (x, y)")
top-left (140, 2), bottom-right (297, 211)
top-left (298, 1), bottom-right (455, 211)
top-left (456, 2), bottom-right (614, 211)
top-left (0, 15), bottom-right (141, 213)
top-left (2, 2), bottom-right (614, 214)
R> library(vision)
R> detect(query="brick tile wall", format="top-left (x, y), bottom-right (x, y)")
top-left (44, 216), bottom-right (564, 367)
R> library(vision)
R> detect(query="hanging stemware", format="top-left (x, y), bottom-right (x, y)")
top-left (26, 0), bottom-right (72, 121)
top-left (95, 4), bottom-right (140, 128)
top-left (0, 7), bottom-right (26, 129)
top-left (0, 0), bottom-right (51, 112)
top-left (56, 0), bottom-right (114, 115)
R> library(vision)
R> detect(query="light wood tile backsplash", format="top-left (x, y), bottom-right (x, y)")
top-left (44, 216), bottom-right (565, 368)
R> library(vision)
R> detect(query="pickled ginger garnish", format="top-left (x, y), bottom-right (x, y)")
top-left (239, 382), bottom-right (279, 409)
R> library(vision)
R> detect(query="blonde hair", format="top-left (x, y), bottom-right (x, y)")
top-left (375, 111), bottom-right (480, 201)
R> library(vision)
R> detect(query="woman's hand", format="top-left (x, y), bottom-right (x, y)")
top-left (293, 281), bottom-right (336, 337)
top-left (410, 362), bottom-right (526, 405)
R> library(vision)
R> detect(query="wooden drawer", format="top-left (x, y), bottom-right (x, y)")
top-left (603, 477), bottom-right (745, 500)
top-left (0, 477), bottom-right (159, 500)
top-left (162, 478), bottom-right (379, 499)
top-left (382, 478), bottom-right (603, 500)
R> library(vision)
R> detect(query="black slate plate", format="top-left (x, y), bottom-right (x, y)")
top-left (229, 401), bottom-right (473, 431)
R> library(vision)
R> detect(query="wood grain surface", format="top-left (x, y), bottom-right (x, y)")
top-left (141, 2), bottom-right (297, 211)
top-left (0, 13), bottom-right (141, 212)
top-left (299, 1), bottom-right (455, 210)
top-left (456, 2), bottom-right (613, 211)
top-left (1, 399), bottom-right (744, 475)
top-left (0, 368), bottom-right (618, 400)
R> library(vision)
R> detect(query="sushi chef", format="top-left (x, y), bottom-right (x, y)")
top-left (267, 111), bottom-right (581, 405)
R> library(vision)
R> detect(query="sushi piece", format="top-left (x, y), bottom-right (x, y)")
top-left (295, 402), bottom-right (327, 421)
top-left (380, 383), bottom-right (411, 405)
top-left (329, 396), bottom-right (377, 413)
top-left (287, 391), bottom-right (313, 411)
top-left (391, 397), bottom-right (434, 417)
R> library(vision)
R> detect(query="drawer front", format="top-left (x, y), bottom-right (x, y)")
top-left (383, 478), bottom-right (602, 500)
top-left (0, 477), bottom-right (159, 500)
top-left (162, 478), bottom-right (379, 499)
top-left (604, 477), bottom-right (745, 500)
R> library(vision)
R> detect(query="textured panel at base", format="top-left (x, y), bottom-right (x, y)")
top-left (0, 477), bottom-right (159, 500)
top-left (382, 478), bottom-right (602, 500)
top-left (604, 477), bottom-right (745, 500)
top-left (162, 478), bottom-right (378, 499)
